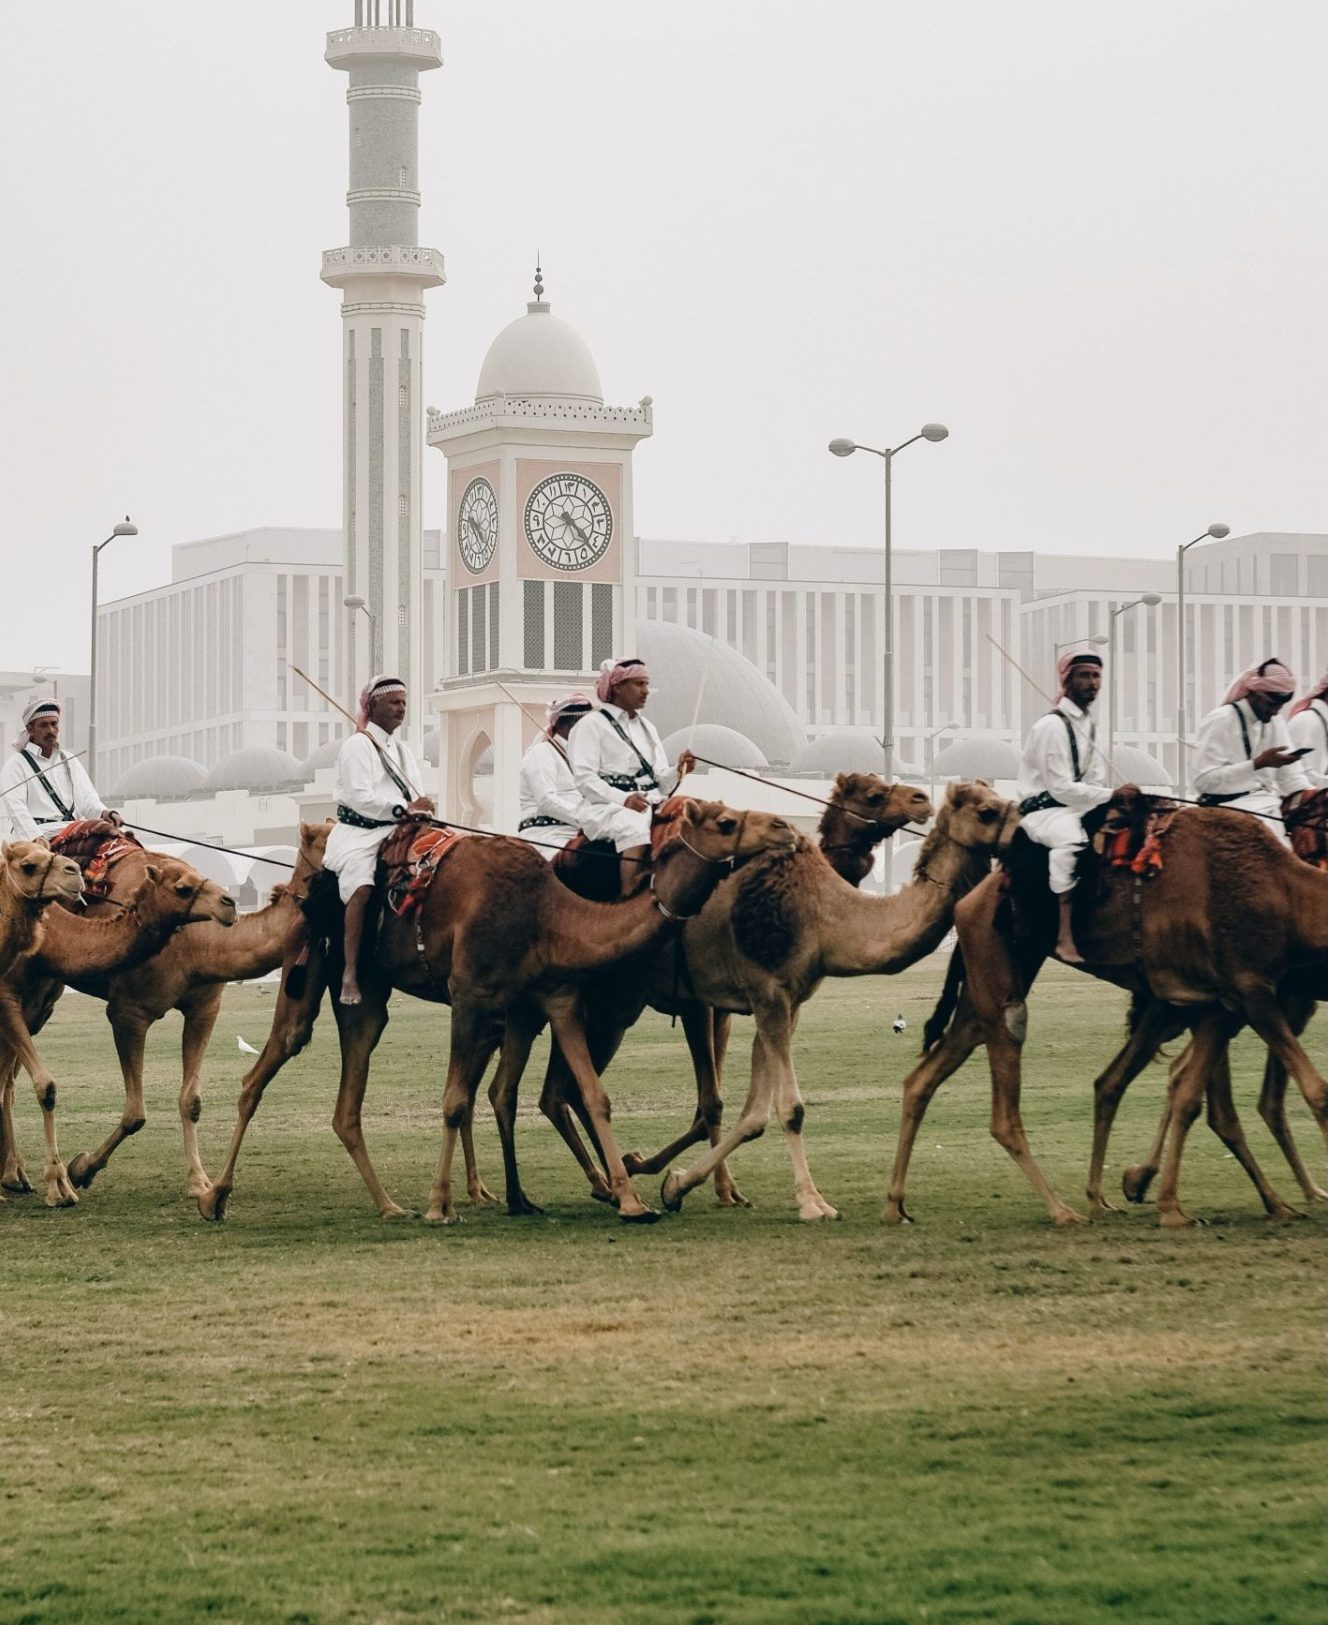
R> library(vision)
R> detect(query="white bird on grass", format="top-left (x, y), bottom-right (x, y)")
top-left (892, 1014), bottom-right (907, 1035)
top-left (236, 1035), bottom-right (260, 1056)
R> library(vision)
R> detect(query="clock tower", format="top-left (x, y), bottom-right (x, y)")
top-left (427, 270), bottom-right (653, 828)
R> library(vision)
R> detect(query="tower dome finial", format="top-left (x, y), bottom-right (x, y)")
top-left (533, 258), bottom-right (544, 302)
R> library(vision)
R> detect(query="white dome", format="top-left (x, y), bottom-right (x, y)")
top-left (792, 731), bottom-right (891, 777)
top-left (110, 754), bottom-right (208, 801)
top-left (931, 736), bottom-right (1022, 781)
top-left (299, 735), bottom-right (350, 778)
top-left (661, 724), bottom-right (768, 771)
top-left (1108, 745), bottom-right (1173, 787)
top-left (206, 747), bottom-right (303, 794)
top-left (476, 301), bottom-right (603, 404)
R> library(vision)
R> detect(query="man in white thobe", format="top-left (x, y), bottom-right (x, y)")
top-left (518, 693), bottom-right (592, 858)
top-left (568, 657), bottom-right (695, 895)
top-left (1193, 659), bottom-right (1314, 844)
top-left (0, 698), bottom-right (114, 841)
top-left (324, 674), bottom-right (433, 1004)
top-left (1015, 649), bottom-right (1118, 964)
top-left (1287, 667), bottom-right (1328, 786)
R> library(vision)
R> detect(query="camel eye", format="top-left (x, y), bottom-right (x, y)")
top-left (717, 816), bottom-right (736, 834)
top-left (867, 791), bottom-right (883, 804)
top-left (175, 882), bottom-right (194, 897)
top-left (20, 862), bottom-right (36, 875)
top-left (977, 807), bottom-right (999, 823)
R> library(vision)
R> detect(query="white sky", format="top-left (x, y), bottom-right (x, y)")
top-left (2, 0), bottom-right (1324, 673)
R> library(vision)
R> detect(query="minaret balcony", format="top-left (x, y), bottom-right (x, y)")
top-left (321, 244), bottom-right (445, 290)
top-left (325, 27), bottom-right (442, 71)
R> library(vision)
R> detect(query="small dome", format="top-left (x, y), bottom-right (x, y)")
top-left (476, 299), bottom-right (603, 404)
top-left (932, 736), bottom-right (1022, 781)
top-left (205, 747), bottom-right (303, 794)
top-left (662, 724), bottom-right (768, 771)
top-left (110, 754), bottom-right (208, 801)
top-left (1108, 745), bottom-right (1173, 787)
top-left (792, 731), bottom-right (891, 777)
top-left (299, 734), bottom-right (350, 777)
top-left (422, 728), bottom-right (441, 767)
top-left (634, 621), bottom-right (805, 766)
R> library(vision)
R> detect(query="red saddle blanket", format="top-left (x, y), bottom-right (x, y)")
top-left (380, 823), bottom-right (465, 918)
top-left (1092, 792), bottom-right (1176, 879)
top-left (47, 820), bottom-right (143, 897)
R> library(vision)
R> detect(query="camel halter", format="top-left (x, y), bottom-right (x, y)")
top-left (649, 809), bottom-right (750, 920)
top-left (6, 850), bottom-right (61, 906)
top-left (688, 753), bottom-right (921, 828)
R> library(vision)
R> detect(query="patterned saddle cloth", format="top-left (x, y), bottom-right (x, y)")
top-left (1089, 790), bottom-right (1177, 880)
top-left (379, 822), bottom-right (465, 918)
top-left (1285, 788), bottom-right (1328, 870)
top-left (47, 819), bottom-right (144, 897)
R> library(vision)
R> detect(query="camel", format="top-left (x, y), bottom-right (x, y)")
top-left (29, 832), bottom-right (325, 1198)
top-left (883, 800), bottom-right (1328, 1227)
top-left (198, 799), bottom-right (797, 1225)
top-left (530, 781), bottom-right (1019, 1222)
top-left (0, 855), bottom-right (236, 1206)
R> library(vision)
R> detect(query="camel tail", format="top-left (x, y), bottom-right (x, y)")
top-left (922, 947), bottom-right (966, 1054)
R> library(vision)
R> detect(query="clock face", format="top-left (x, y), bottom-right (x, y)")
top-left (457, 476), bottom-right (498, 573)
top-left (523, 472), bottom-right (613, 572)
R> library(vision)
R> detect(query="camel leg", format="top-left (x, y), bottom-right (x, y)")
top-left (487, 1014), bottom-right (543, 1217)
top-left (1258, 1052), bottom-right (1328, 1203)
top-left (883, 1006), bottom-right (984, 1224)
top-left (1153, 1018), bottom-right (1224, 1227)
top-left (0, 989), bottom-right (75, 1207)
top-left (329, 991), bottom-right (412, 1219)
top-left (460, 1113), bottom-right (498, 1206)
top-left (984, 1020), bottom-right (1083, 1226)
top-left (546, 1003), bottom-right (657, 1222)
top-left (1084, 1000), bottom-right (1185, 1216)
top-left (1238, 986), bottom-right (1328, 1160)
top-left (662, 1026), bottom-right (772, 1214)
top-left (1203, 1048), bottom-right (1302, 1220)
top-left (537, 1033), bottom-right (617, 1205)
top-left (424, 1001), bottom-right (500, 1224)
top-left (197, 959), bottom-right (327, 1221)
top-left (65, 1007), bottom-right (152, 1193)
top-left (1121, 1053), bottom-right (1186, 1207)
top-left (0, 1057), bottom-right (32, 1193)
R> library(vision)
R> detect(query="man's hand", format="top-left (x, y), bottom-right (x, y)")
top-left (624, 792), bottom-right (650, 812)
top-left (406, 795), bottom-right (436, 815)
top-left (104, 810), bottom-right (124, 828)
top-left (676, 750), bottom-right (697, 778)
top-left (1254, 746), bottom-right (1303, 771)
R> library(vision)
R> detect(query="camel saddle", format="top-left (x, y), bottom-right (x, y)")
top-left (47, 819), bottom-right (144, 897)
top-left (379, 820), bottom-right (465, 918)
top-left (552, 797), bottom-right (694, 902)
top-left (1284, 788), bottom-right (1328, 870)
top-left (1088, 789), bottom-right (1177, 880)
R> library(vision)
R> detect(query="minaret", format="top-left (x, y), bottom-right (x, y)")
top-left (322, 2), bottom-right (444, 737)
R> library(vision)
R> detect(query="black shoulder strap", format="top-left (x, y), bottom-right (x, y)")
top-left (601, 712), bottom-right (660, 786)
top-left (360, 731), bottom-right (417, 805)
top-left (22, 748), bottom-right (75, 822)
top-left (1047, 709), bottom-right (1082, 781)
top-left (1228, 701), bottom-right (1253, 760)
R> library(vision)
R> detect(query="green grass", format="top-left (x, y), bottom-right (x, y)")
top-left (4, 962), bottom-right (1324, 1624)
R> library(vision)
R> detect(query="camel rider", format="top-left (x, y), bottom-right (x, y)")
top-left (1016, 649), bottom-right (1119, 965)
top-left (1287, 666), bottom-right (1328, 785)
top-left (0, 697), bottom-right (117, 842)
top-left (518, 692), bottom-right (593, 858)
top-left (324, 674), bottom-right (434, 1005)
top-left (1193, 659), bottom-right (1316, 843)
top-left (568, 657), bottom-right (696, 896)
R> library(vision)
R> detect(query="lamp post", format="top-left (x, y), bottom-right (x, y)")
top-left (926, 719), bottom-right (957, 809)
top-left (1107, 594), bottom-right (1162, 763)
top-left (344, 593), bottom-right (378, 679)
top-left (1054, 633), bottom-right (1109, 657)
top-left (1176, 523), bottom-right (1230, 795)
top-left (829, 422), bottom-right (948, 891)
top-left (88, 517), bottom-right (138, 782)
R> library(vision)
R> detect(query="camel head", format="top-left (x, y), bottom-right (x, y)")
top-left (292, 821), bottom-right (331, 886)
top-left (657, 799), bottom-right (798, 867)
top-left (131, 857), bottom-right (238, 932)
top-left (829, 773), bottom-right (932, 834)
top-left (1, 840), bottom-right (84, 909)
top-left (934, 780), bottom-right (1021, 856)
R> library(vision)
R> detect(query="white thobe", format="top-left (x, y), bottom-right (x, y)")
top-left (1287, 699), bottom-right (1328, 787)
top-left (1193, 699), bottom-right (1312, 843)
top-left (567, 705), bottom-right (681, 852)
top-left (0, 747), bottom-right (106, 842)
top-left (517, 736), bottom-right (583, 858)
top-left (1015, 698), bottom-right (1112, 893)
top-left (323, 723), bottom-right (424, 902)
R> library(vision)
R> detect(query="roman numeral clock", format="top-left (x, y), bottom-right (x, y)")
top-left (427, 271), bottom-right (653, 831)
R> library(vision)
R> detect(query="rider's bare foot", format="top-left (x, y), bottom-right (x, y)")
top-left (339, 976), bottom-right (362, 1006)
top-left (1054, 936), bottom-right (1084, 965)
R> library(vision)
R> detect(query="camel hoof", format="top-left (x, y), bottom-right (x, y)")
top-left (621, 1150), bottom-right (645, 1176)
top-left (660, 1170), bottom-right (685, 1212)
top-left (2, 1171), bottom-right (34, 1196)
top-left (66, 1152), bottom-right (98, 1190)
top-left (382, 1204), bottom-right (420, 1222)
top-left (505, 1193), bottom-right (544, 1217)
top-left (1121, 1164), bottom-right (1156, 1204)
top-left (1088, 1198), bottom-right (1122, 1217)
top-left (44, 1185), bottom-right (78, 1209)
top-left (618, 1203), bottom-right (661, 1225)
top-left (1051, 1206), bottom-right (1086, 1227)
top-left (1303, 1185), bottom-right (1328, 1203)
top-left (197, 1184), bottom-right (230, 1222)
top-left (881, 1201), bottom-right (913, 1225)
top-left (589, 1183), bottom-right (615, 1205)
top-left (1158, 1207), bottom-right (1202, 1229)
top-left (714, 1187), bottom-right (753, 1210)
top-left (467, 1183), bottom-right (499, 1205)
top-left (1268, 1204), bottom-right (1307, 1223)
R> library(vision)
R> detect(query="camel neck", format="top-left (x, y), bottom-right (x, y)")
top-left (186, 889), bottom-right (299, 982)
top-left (37, 902), bottom-right (172, 979)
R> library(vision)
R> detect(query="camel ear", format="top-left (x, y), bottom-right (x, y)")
top-left (974, 777), bottom-right (991, 789)
top-left (143, 863), bottom-right (159, 882)
top-left (945, 782), bottom-right (963, 806)
top-left (834, 772), bottom-right (849, 790)
top-left (1, 842), bottom-right (13, 860)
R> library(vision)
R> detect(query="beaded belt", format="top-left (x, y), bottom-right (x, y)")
top-left (336, 803), bottom-right (397, 830)
top-left (601, 771), bottom-right (656, 793)
top-left (1196, 791), bottom-right (1246, 807)
top-left (1018, 791), bottom-right (1064, 816)
top-left (518, 815), bottom-right (569, 831)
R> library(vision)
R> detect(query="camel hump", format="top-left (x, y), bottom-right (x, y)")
top-left (380, 824), bottom-right (466, 919)
top-left (47, 820), bottom-right (143, 894)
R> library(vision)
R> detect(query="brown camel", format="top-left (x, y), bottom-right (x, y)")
top-left (532, 781), bottom-right (1019, 1222)
top-left (34, 833), bottom-right (325, 1198)
top-left (884, 802), bottom-right (1328, 1227)
top-left (199, 800), bottom-right (797, 1224)
top-left (0, 856), bottom-right (236, 1206)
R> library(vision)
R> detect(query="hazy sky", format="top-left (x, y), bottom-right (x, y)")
top-left (2, 0), bottom-right (1324, 673)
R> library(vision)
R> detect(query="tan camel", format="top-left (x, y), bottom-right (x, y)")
top-left (32, 833), bottom-right (325, 1198)
top-left (0, 856), bottom-right (236, 1206)
top-left (885, 802), bottom-right (1328, 1227)
top-left (199, 800), bottom-right (797, 1224)
top-left (533, 781), bottom-right (1019, 1221)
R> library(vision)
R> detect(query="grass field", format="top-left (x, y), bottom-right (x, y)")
top-left (4, 960), bottom-right (1324, 1625)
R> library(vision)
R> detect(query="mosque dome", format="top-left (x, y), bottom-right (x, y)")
top-left (792, 731), bottom-right (890, 777)
top-left (931, 736), bottom-right (1021, 781)
top-left (1108, 745), bottom-right (1172, 788)
top-left (634, 620), bottom-right (805, 767)
top-left (110, 754), bottom-right (209, 802)
top-left (661, 724), bottom-right (768, 771)
top-left (476, 279), bottom-right (603, 405)
top-left (205, 747), bottom-right (304, 794)
top-left (422, 728), bottom-right (441, 768)
top-left (299, 735), bottom-right (349, 778)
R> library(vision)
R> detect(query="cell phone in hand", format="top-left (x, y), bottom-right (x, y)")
top-left (1286, 746), bottom-right (1313, 758)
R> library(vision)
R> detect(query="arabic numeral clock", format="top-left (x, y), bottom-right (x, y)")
top-left (524, 472), bottom-right (613, 571)
top-left (457, 475), bottom-right (498, 573)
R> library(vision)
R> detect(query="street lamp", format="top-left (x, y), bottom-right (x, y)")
top-left (344, 593), bottom-right (378, 676)
top-left (1176, 523), bottom-right (1230, 795)
top-left (88, 516), bottom-right (138, 781)
top-left (829, 422), bottom-right (949, 891)
top-left (1054, 633), bottom-right (1109, 656)
top-left (926, 719), bottom-right (957, 808)
top-left (1107, 593), bottom-right (1162, 761)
